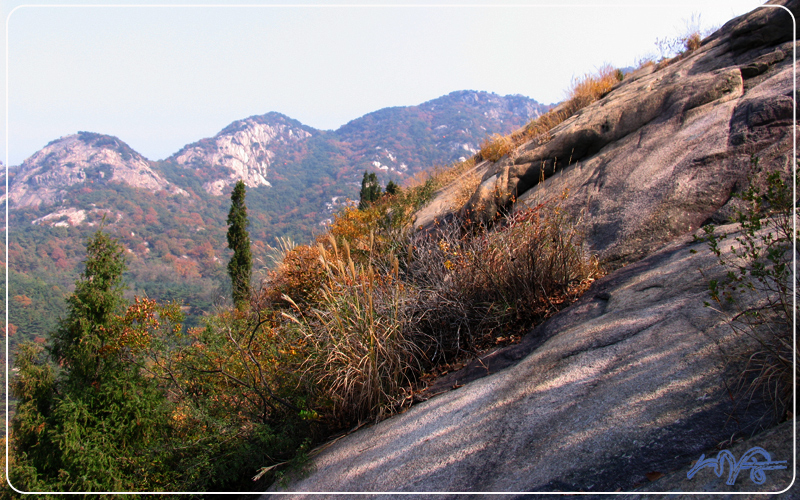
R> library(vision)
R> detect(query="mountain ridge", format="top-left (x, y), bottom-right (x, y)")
top-left (4, 88), bottom-right (549, 350)
top-left (8, 90), bottom-right (550, 208)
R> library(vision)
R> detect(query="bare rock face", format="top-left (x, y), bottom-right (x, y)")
top-left (6, 132), bottom-right (184, 209)
top-left (429, 0), bottom-right (798, 268)
top-left (168, 113), bottom-right (312, 196)
top-left (267, 227), bottom-right (787, 498)
top-left (267, 1), bottom-right (796, 497)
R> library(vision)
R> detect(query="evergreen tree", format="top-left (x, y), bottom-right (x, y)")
top-left (227, 180), bottom-right (252, 310)
top-left (385, 180), bottom-right (399, 196)
top-left (359, 172), bottom-right (382, 210)
top-left (10, 230), bottom-right (178, 492)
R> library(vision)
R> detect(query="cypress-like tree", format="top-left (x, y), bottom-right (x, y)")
top-left (359, 171), bottom-right (382, 210)
top-left (227, 180), bottom-right (252, 309)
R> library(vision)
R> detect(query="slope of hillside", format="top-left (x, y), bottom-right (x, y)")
top-left (4, 91), bottom-right (545, 350)
top-left (264, 0), bottom-right (797, 496)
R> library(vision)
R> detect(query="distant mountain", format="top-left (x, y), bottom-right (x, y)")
top-left (8, 91), bottom-right (548, 209)
top-left (334, 90), bottom-right (548, 174)
top-left (167, 112), bottom-right (316, 196)
top-left (160, 90), bottom-right (550, 198)
top-left (3, 90), bottom-right (549, 349)
top-left (7, 131), bottom-right (187, 209)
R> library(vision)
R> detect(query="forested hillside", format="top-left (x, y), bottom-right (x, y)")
top-left (4, 90), bottom-right (548, 355)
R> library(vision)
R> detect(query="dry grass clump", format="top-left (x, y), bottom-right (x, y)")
top-left (264, 189), bottom-right (601, 422)
top-left (402, 158), bottom-right (479, 213)
top-left (453, 166), bottom-right (484, 209)
top-left (406, 195), bottom-right (602, 362)
top-left (287, 236), bottom-right (424, 424)
top-left (431, 157), bottom-right (476, 189)
top-left (683, 32), bottom-right (702, 52)
top-left (565, 64), bottom-right (620, 109)
top-left (479, 133), bottom-right (514, 163)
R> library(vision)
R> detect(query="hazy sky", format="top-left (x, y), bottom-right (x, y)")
top-left (3, 0), bottom-right (767, 166)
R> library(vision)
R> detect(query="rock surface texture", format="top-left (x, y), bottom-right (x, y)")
top-left (450, 1), bottom-right (796, 269)
top-left (265, 1), bottom-right (797, 497)
top-left (267, 228), bottom-right (791, 498)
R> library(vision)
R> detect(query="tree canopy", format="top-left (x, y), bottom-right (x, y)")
top-left (358, 172), bottom-right (382, 210)
top-left (10, 230), bottom-right (180, 492)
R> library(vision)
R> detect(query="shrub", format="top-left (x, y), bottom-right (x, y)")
top-left (701, 156), bottom-right (797, 420)
top-left (406, 194), bottom-right (601, 362)
top-left (263, 243), bottom-right (327, 308)
top-left (288, 240), bottom-right (424, 424)
top-left (155, 307), bottom-right (315, 490)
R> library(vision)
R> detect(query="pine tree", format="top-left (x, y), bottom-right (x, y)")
top-left (359, 171), bottom-right (382, 210)
top-left (10, 230), bottom-right (178, 492)
top-left (227, 180), bottom-right (252, 310)
top-left (50, 230), bottom-right (126, 384)
top-left (385, 180), bottom-right (399, 196)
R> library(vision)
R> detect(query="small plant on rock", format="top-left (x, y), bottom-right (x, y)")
top-left (701, 156), bottom-right (797, 420)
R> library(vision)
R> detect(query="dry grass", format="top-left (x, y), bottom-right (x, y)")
top-left (565, 64), bottom-right (620, 109)
top-left (287, 235), bottom-right (425, 424)
top-left (479, 133), bottom-right (514, 163)
top-left (266, 190), bottom-right (602, 422)
top-left (452, 166), bottom-right (484, 210)
top-left (244, 63), bottom-right (621, 426)
top-left (406, 194), bottom-right (602, 362)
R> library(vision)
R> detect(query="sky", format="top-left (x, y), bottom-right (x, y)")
top-left (2, 0), bottom-right (767, 166)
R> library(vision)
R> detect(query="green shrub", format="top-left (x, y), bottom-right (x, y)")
top-left (10, 230), bottom-right (183, 493)
top-left (701, 156), bottom-right (797, 419)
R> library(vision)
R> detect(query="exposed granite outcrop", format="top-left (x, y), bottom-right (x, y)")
top-left (168, 113), bottom-right (313, 195)
top-left (266, 1), bottom-right (797, 496)
top-left (5, 132), bottom-right (185, 209)
top-left (415, 0), bottom-right (799, 268)
top-left (266, 226), bottom-right (788, 498)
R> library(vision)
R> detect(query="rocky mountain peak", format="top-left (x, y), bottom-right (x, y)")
top-left (168, 112), bottom-right (314, 196)
top-left (6, 132), bottom-right (182, 209)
